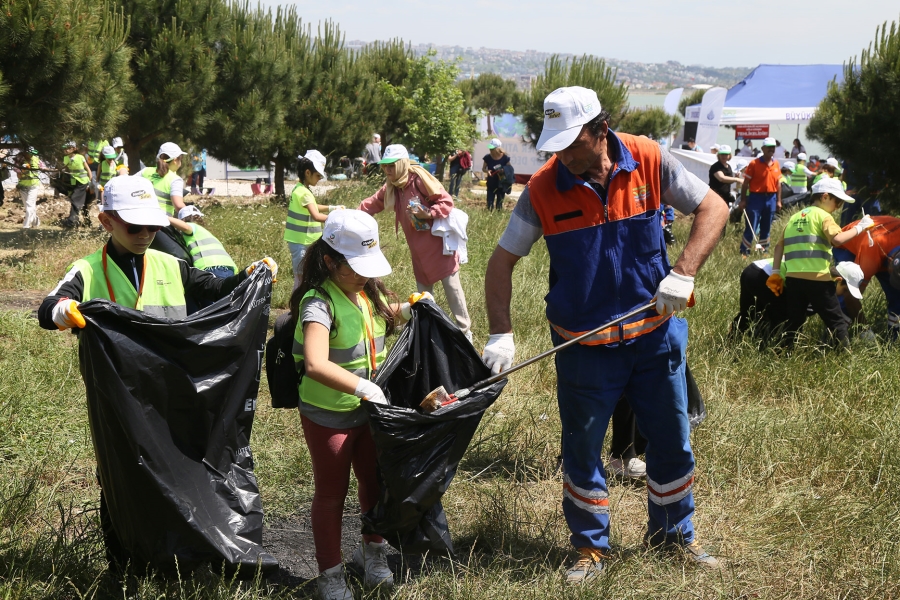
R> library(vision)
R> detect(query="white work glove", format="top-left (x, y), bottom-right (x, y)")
top-left (854, 215), bottom-right (875, 235)
top-left (482, 333), bottom-right (514, 375)
top-left (52, 299), bottom-right (86, 330)
top-left (355, 378), bottom-right (388, 405)
top-left (655, 271), bottom-right (695, 315)
top-left (246, 256), bottom-right (278, 283)
top-left (400, 291), bottom-right (434, 319)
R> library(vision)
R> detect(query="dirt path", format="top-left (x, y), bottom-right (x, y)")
top-left (0, 289), bottom-right (45, 314)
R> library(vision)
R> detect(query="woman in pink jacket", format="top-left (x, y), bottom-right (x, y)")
top-left (359, 144), bottom-right (471, 339)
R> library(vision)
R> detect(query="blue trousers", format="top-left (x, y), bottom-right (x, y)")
top-left (555, 317), bottom-right (696, 552)
top-left (741, 192), bottom-right (777, 255)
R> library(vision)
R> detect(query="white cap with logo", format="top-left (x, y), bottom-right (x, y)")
top-left (487, 137), bottom-right (502, 149)
top-left (302, 149), bottom-right (328, 178)
top-left (812, 177), bottom-right (854, 203)
top-left (536, 86), bottom-right (602, 152)
top-left (762, 137), bottom-right (777, 147)
top-left (157, 142), bottom-right (187, 159)
top-left (101, 176), bottom-right (169, 226)
top-left (378, 144), bottom-right (409, 164)
top-left (835, 261), bottom-right (864, 299)
top-left (322, 209), bottom-right (392, 278)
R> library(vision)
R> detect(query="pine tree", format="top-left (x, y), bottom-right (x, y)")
top-left (521, 54), bottom-right (628, 148)
top-left (0, 0), bottom-right (132, 156)
top-left (358, 39), bottom-right (414, 148)
top-left (458, 72), bottom-right (520, 135)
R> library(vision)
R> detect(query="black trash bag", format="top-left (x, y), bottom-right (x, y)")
top-left (361, 300), bottom-right (506, 555)
top-left (76, 268), bottom-right (277, 575)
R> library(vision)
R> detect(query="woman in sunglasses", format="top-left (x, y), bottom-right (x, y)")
top-left (38, 175), bottom-right (278, 328)
top-left (140, 141), bottom-right (188, 217)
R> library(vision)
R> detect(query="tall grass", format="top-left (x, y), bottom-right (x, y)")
top-left (1, 187), bottom-right (899, 598)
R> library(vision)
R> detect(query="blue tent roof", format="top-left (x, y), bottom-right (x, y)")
top-left (725, 64), bottom-right (844, 108)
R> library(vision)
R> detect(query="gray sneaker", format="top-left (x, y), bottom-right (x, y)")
top-left (565, 547), bottom-right (608, 585)
top-left (317, 564), bottom-right (354, 600)
top-left (683, 539), bottom-right (721, 569)
top-left (351, 538), bottom-right (394, 588)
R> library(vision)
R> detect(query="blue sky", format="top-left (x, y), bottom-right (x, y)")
top-left (258, 0), bottom-right (898, 68)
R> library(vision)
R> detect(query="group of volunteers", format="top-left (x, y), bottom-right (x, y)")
top-left (61, 82), bottom-right (900, 598)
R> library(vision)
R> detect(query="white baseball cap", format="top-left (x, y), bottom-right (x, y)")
top-left (378, 144), bottom-right (409, 164)
top-left (782, 161), bottom-right (796, 171)
top-left (101, 145), bottom-right (117, 159)
top-left (762, 137), bottom-right (777, 147)
top-left (797, 152), bottom-right (808, 161)
top-left (825, 157), bottom-right (840, 169)
top-left (812, 177), bottom-right (854, 203)
top-left (835, 261), bottom-right (864, 299)
top-left (178, 205), bottom-right (204, 220)
top-left (322, 209), bottom-right (391, 278)
top-left (487, 137), bottom-right (502, 149)
top-left (157, 142), bottom-right (187, 159)
top-left (100, 176), bottom-right (169, 226)
top-left (373, 133), bottom-right (381, 140)
top-left (111, 137), bottom-right (124, 148)
top-left (536, 86), bottom-right (602, 152)
top-left (717, 144), bottom-right (733, 155)
top-left (302, 149), bottom-right (327, 178)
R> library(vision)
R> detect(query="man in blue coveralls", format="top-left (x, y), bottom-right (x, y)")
top-left (483, 86), bottom-right (729, 584)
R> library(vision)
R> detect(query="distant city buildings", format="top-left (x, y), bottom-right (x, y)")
top-left (348, 40), bottom-right (750, 91)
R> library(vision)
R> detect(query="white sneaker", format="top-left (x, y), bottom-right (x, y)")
top-left (317, 564), bottom-right (354, 600)
top-left (351, 538), bottom-right (394, 588)
top-left (607, 457), bottom-right (647, 479)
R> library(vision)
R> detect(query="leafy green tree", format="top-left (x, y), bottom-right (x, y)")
top-left (117, 0), bottom-right (229, 171)
top-left (616, 107), bottom-right (681, 139)
top-left (808, 16), bottom-right (900, 210)
top-left (358, 39), bottom-right (414, 148)
top-left (381, 51), bottom-right (475, 177)
top-left (677, 88), bottom-right (705, 117)
top-left (0, 0), bottom-right (132, 157)
top-left (458, 72), bottom-right (519, 134)
top-left (521, 54), bottom-right (628, 148)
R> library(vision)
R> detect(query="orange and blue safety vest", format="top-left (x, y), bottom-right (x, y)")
top-left (527, 131), bottom-right (671, 346)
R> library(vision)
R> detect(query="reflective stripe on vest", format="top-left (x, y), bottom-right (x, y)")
top-left (99, 160), bottom-right (117, 185)
top-left (551, 311), bottom-right (670, 346)
top-left (293, 279), bottom-right (387, 412)
top-left (86, 140), bottom-right (108, 160)
top-left (783, 205), bottom-right (833, 276)
top-left (790, 165), bottom-right (808, 188)
top-left (284, 183), bottom-right (323, 244)
top-left (70, 247), bottom-right (187, 319)
top-left (141, 167), bottom-right (177, 216)
top-left (64, 154), bottom-right (90, 185)
top-left (18, 156), bottom-right (40, 187)
top-left (182, 224), bottom-right (237, 271)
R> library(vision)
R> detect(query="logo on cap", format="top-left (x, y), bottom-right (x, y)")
top-left (583, 103), bottom-right (593, 113)
top-left (544, 109), bottom-right (561, 118)
top-left (361, 238), bottom-right (377, 249)
top-left (131, 190), bottom-right (147, 198)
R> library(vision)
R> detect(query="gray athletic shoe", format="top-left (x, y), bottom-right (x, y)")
top-left (565, 548), bottom-right (608, 585)
top-left (351, 538), bottom-right (394, 588)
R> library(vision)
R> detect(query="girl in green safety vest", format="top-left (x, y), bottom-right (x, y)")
top-left (288, 209), bottom-right (427, 599)
top-left (285, 150), bottom-right (344, 289)
top-left (62, 141), bottom-right (92, 228)
top-left (767, 178), bottom-right (874, 348)
top-left (15, 147), bottom-right (41, 228)
top-left (97, 145), bottom-right (127, 205)
top-left (169, 205), bottom-right (238, 278)
top-left (141, 142), bottom-right (187, 218)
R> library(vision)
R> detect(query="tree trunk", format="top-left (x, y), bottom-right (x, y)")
top-left (487, 114), bottom-right (493, 136)
top-left (124, 136), bottom-right (143, 176)
top-left (434, 155), bottom-right (446, 182)
top-left (274, 157), bottom-right (286, 197)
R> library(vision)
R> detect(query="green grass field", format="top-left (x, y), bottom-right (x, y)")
top-left (1, 183), bottom-right (899, 599)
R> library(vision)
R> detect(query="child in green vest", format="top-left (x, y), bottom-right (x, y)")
top-left (285, 150), bottom-right (344, 289)
top-left (15, 147), bottom-right (41, 228)
top-left (169, 205), bottom-right (238, 278)
top-left (37, 174), bottom-right (277, 568)
top-left (288, 209), bottom-right (427, 600)
top-left (61, 141), bottom-right (91, 228)
top-left (767, 178), bottom-right (873, 347)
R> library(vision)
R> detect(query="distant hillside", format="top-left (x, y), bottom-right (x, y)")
top-left (348, 40), bottom-right (751, 90)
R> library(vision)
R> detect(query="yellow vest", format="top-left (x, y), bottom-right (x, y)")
top-left (284, 183), bottom-right (322, 244)
top-left (140, 167), bottom-right (179, 216)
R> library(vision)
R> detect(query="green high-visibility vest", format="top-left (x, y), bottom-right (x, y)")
top-left (182, 224), bottom-right (237, 272)
top-left (140, 167), bottom-right (179, 216)
top-left (18, 156), bottom-right (40, 187)
top-left (790, 165), bottom-right (808, 189)
top-left (69, 247), bottom-right (187, 319)
top-left (284, 183), bottom-right (322, 244)
top-left (86, 139), bottom-right (108, 161)
top-left (782, 205), bottom-right (833, 278)
top-left (98, 159), bottom-right (117, 186)
top-left (64, 154), bottom-right (90, 185)
top-left (292, 278), bottom-right (387, 412)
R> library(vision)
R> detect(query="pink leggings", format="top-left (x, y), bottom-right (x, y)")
top-left (301, 414), bottom-right (384, 571)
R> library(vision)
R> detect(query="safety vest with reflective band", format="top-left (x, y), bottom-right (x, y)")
top-left (98, 160), bottom-right (118, 186)
top-left (527, 131), bottom-right (671, 346)
top-left (64, 154), bottom-right (90, 185)
top-left (18, 156), bottom-right (40, 187)
top-left (782, 205), bottom-right (833, 278)
top-left (86, 139), bottom-right (109, 163)
top-left (182, 224), bottom-right (238, 272)
top-left (292, 278), bottom-right (387, 412)
top-left (284, 183), bottom-right (322, 244)
top-left (790, 164), bottom-right (808, 189)
top-left (69, 247), bottom-right (187, 319)
top-left (140, 167), bottom-right (178, 216)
